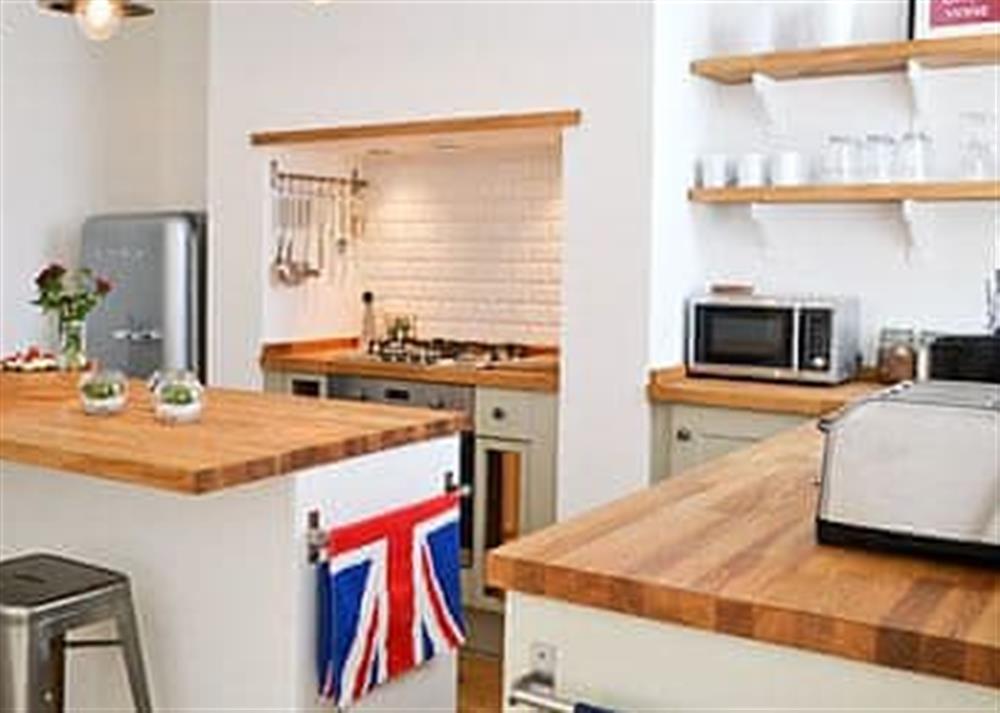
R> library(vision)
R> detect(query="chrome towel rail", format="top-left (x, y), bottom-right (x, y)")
top-left (509, 672), bottom-right (616, 713)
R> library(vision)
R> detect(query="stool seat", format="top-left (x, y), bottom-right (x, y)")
top-left (1, 554), bottom-right (125, 611)
top-left (1, 552), bottom-right (152, 712)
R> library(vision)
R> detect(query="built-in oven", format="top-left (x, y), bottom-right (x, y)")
top-left (688, 294), bottom-right (860, 384)
top-left (328, 375), bottom-right (476, 568)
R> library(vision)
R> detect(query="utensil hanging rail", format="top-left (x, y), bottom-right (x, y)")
top-left (269, 160), bottom-right (367, 192)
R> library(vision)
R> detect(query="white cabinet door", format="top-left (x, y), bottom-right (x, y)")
top-left (652, 403), bottom-right (807, 482)
top-left (504, 594), bottom-right (998, 712)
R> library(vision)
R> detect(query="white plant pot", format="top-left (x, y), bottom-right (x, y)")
top-left (82, 394), bottom-right (127, 416)
top-left (155, 401), bottom-right (203, 424)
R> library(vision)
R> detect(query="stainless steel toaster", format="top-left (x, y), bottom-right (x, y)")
top-left (817, 381), bottom-right (1000, 566)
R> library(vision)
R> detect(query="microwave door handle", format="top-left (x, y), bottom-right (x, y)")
top-left (791, 306), bottom-right (801, 372)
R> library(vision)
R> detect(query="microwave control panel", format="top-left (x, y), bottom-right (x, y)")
top-left (800, 308), bottom-right (833, 371)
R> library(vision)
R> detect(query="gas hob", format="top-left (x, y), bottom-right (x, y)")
top-left (368, 338), bottom-right (529, 367)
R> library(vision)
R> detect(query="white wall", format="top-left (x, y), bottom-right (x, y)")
top-left (207, 1), bottom-right (655, 519)
top-left (0, 0), bottom-right (208, 353)
top-left (650, 0), bottom-right (1000, 367)
top-left (360, 141), bottom-right (562, 345)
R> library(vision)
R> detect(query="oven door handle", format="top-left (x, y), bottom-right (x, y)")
top-left (509, 672), bottom-right (618, 713)
top-left (443, 471), bottom-right (472, 499)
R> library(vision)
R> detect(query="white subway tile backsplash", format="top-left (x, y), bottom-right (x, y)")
top-left (361, 142), bottom-right (562, 344)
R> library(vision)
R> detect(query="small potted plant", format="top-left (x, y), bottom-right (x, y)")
top-left (149, 370), bottom-right (204, 424)
top-left (32, 263), bottom-right (113, 370)
top-left (78, 370), bottom-right (128, 415)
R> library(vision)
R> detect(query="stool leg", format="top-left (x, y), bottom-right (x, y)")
top-left (0, 621), bottom-right (58, 713)
top-left (113, 596), bottom-right (152, 712)
top-left (50, 635), bottom-right (66, 713)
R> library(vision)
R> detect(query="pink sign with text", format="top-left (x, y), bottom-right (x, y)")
top-left (930, 0), bottom-right (1000, 26)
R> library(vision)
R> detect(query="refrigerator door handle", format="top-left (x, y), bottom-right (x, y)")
top-left (110, 328), bottom-right (163, 343)
top-left (132, 329), bottom-right (163, 343)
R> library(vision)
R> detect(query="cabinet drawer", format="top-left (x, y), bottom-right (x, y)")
top-left (263, 370), bottom-right (328, 398)
top-left (673, 404), bottom-right (805, 440)
top-left (475, 389), bottom-right (535, 439)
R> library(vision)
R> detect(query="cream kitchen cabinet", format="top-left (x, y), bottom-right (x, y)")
top-left (471, 387), bottom-right (558, 613)
top-left (651, 403), bottom-right (806, 482)
top-left (262, 370), bottom-right (330, 398)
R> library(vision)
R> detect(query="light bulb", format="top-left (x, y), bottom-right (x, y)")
top-left (76, 0), bottom-right (122, 42)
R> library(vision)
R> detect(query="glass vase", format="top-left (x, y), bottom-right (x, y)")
top-left (58, 318), bottom-right (88, 371)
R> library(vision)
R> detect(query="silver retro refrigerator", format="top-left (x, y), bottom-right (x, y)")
top-left (81, 212), bottom-right (206, 380)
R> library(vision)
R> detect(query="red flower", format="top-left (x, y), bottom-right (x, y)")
top-left (35, 263), bottom-right (66, 288)
top-left (95, 277), bottom-right (113, 296)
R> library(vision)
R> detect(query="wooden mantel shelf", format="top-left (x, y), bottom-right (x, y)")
top-left (249, 109), bottom-right (582, 147)
top-left (692, 34), bottom-right (999, 84)
top-left (690, 181), bottom-right (1000, 205)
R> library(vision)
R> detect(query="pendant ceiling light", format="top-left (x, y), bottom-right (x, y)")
top-left (38, 0), bottom-right (154, 42)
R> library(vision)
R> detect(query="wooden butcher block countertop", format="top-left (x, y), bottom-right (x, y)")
top-left (0, 373), bottom-right (467, 495)
top-left (487, 425), bottom-right (1000, 688)
top-left (261, 338), bottom-right (559, 393)
top-left (648, 366), bottom-right (881, 416)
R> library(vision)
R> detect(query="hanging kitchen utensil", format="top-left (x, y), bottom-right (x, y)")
top-left (349, 169), bottom-right (366, 241)
top-left (304, 190), bottom-right (321, 278)
top-left (285, 186), bottom-right (303, 285)
top-left (315, 183), bottom-right (329, 277)
top-left (336, 183), bottom-right (350, 254)
top-left (270, 187), bottom-right (284, 283)
top-left (275, 183), bottom-right (297, 285)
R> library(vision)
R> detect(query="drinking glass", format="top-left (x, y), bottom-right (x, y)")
top-left (897, 131), bottom-right (934, 182)
top-left (959, 111), bottom-right (998, 180)
top-left (820, 135), bottom-right (861, 184)
top-left (862, 134), bottom-right (897, 183)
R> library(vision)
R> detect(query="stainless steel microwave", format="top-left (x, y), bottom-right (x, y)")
top-left (687, 294), bottom-right (861, 384)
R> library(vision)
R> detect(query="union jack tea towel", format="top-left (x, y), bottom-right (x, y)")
top-left (316, 492), bottom-right (466, 707)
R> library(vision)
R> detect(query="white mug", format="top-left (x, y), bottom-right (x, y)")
top-left (737, 153), bottom-right (769, 187)
top-left (771, 151), bottom-right (807, 186)
top-left (699, 154), bottom-right (731, 189)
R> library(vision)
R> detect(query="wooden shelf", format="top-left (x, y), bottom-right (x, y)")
top-left (689, 181), bottom-right (1000, 204)
top-left (249, 109), bottom-right (582, 147)
top-left (691, 34), bottom-right (999, 84)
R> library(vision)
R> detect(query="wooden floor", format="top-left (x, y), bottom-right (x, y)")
top-left (458, 651), bottom-right (502, 712)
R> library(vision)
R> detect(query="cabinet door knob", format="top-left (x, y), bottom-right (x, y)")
top-left (492, 407), bottom-right (507, 421)
top-left (676, 427), bottom-right (692, 442)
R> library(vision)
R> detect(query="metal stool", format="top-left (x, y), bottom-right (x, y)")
top-left (0, 553), bottom-right (152, 712)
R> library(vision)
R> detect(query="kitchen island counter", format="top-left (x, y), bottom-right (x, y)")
top-left (1, 372), bottom-right (463, 709)
top-left (0, 372), bottom-right (467, 494)
top-left (487, 424), bottom-right (1000, 690)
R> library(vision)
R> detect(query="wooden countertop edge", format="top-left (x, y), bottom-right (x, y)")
top-left (486, 555), bottom-right (1000, 688)
top-left (259, 340), bottom-right (561, 393)
top-left (0, 414), bottom-right (469, 496)
top-left (647, 366), bottom-right (880, 416)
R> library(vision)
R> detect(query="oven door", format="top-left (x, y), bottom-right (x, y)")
top-left (690, 303), bottom-right (798, 379)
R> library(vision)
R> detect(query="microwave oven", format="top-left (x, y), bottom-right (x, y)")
top-left (687, 294), bottom-right (860, 384)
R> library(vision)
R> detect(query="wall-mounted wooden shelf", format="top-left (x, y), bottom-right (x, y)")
top-left (689, 181), bottom-right (1000, 204)
top-left (249, 109), bottom-right (582, 147)
top-left (691, 34), bottom-right (999, 84)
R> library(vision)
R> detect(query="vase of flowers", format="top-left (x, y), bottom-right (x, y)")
top-left (32, 263), bottom-right (113, 370)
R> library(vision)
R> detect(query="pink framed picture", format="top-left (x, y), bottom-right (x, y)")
top-left (910, 0), bottom-right (1000, 38)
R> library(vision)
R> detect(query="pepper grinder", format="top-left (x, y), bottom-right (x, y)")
top-left (361, 291), bottom-right (377, 353)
